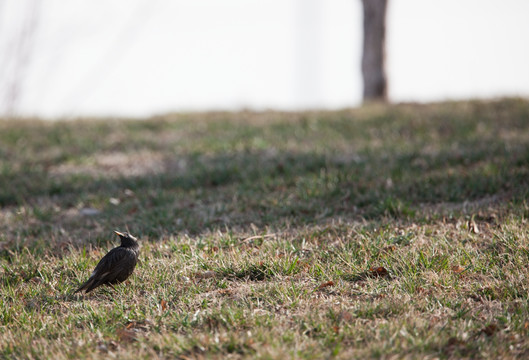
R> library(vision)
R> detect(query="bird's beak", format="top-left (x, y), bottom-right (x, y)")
top-left (114, 230), bottom-right (125, 237)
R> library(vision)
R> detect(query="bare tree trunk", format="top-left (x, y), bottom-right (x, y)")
top-left (361, 0), bottom-right (388, 103)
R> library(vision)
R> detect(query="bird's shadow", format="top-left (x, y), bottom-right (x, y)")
top-left (51, 286), bottom-right (122, 303)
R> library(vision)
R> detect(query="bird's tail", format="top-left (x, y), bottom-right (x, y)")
top-left (74, 277), bottom-right (94, 294)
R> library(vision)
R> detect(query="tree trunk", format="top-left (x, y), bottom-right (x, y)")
top-left (361, 0), bottom-right (388, 103)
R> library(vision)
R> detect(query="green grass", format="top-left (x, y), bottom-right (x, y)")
top-left (1, 98), bottom-right (529, 358)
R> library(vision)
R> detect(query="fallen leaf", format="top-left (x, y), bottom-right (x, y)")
top-left (451, 265), bottom-right (465, 274)
top-left (317, 281), bottom-right (335, 290)
top-left (444, 336), bottom-right (466, 352)
top-left (117, 328), bottom-right (137, 343)
top-left (298, 260), bottom-right (310, 270)
top-left (369, 266), bottom-right (388, 277)
top-left (446, 337), bottom-right (463, 346)
top-left (383, 245), bottom-right (396, 252)
top-left (160, 299), bottom-right (167, 311)
top-left (218, 288), bottom-right (233, 296)
top-left (480, 324), bottom-right (498, 337)
top-left (125, 320), bottom-right (152, 332)
top-left (416, 287), bottom-right (427, 294)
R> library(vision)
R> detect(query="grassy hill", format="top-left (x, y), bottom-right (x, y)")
top-left (1, 99), bottom-right (529, 358)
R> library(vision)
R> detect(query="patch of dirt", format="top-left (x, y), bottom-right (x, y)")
top-left (49, 150), bottom-right (168, 178)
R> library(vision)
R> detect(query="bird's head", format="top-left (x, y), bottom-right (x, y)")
top-left (114, 230), bottom-right (139, 248)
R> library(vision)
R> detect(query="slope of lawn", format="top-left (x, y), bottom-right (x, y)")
top-left (1, 98), bottom-right (529, 359)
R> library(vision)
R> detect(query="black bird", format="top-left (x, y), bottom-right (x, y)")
top-left (75, 231), bottom-right (140, 294)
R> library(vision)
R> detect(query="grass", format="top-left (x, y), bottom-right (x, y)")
top-left (1, 98), bottom-right (529, 358)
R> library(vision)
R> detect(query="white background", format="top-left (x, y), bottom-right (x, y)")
top-left (1, 0), bottom-right (528, 118)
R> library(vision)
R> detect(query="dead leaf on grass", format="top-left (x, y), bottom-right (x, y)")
top-left (382, 245), bottom-right (396, 253)
top-left (117, 328), bottom-right (138, 343)
top-left (446, 337), bottom-right (464, 346)
top-left (316, 281), bottom-right (334, 290)
top-left (160, 299), bottom-right (167, 311)
top-left (125, 319), bottom-right (153, 332)
top-left (451, 265), bottom-right (466, 274)
top-left (444, 336), bottom-right (466, 352)
top-left (416, 287), bottom-right (428, 295)
top-left (480, 324), bottom-right (499, 337)
top-left (369, 266), bottom-right (389, 277)
top-left (117, 320), bottom-right (153, 342)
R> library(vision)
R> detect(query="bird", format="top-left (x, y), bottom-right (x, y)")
top-left (74, 231), bottom-right (140, 294)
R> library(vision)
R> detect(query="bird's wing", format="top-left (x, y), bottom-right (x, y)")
top-left (81, 248), bottom-right (136, 293)
top-left (75, 247), bottom-right (137, 294)
top-left (92, 247), bottom-right (135, 280)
